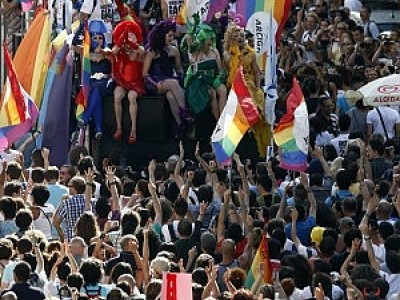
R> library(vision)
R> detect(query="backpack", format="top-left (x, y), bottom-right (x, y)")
top-left (28, 272), bottom-right (46, 289)
top-left (83, 285), bottom-right (102, 299)
top-left (58, 285), bottom-right (72, 300)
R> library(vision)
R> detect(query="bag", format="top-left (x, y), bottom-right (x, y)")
top-left (58, 285), bottom-right (72, 300)
top-left (83, 285), bottom-right (102, 299)
top-left (375, 108), bottom-right (400, 149)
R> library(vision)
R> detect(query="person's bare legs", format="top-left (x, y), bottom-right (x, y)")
top-left (217, 84), bottom-right (227, 115)
top-left (127, 90), bottom-right (138, 143)
top-left (113, 86), bottom-right (127, 140)
top-left (162, 79), bottom-right (186, 108)
top-left (210, 89), bottom-right (219, 120)
top-left (165, 91), bottom-right (181, 125)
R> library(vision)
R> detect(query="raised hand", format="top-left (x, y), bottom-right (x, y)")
top-left (105, 166), bottom-right (116, 182)
top-left (291, 208), bottom-right (299, 222)
top-left (300, 172), bottom-right (309, 189)
top-left (41, 147), bottom-right (50, 159)
top-left (148, 159), bottom-right (156, 174)
top-left (179, 141), bottom-right (184, 159)
top-left (315, 283), bottom-right (325, 300)
top-left (148, 182), bottom-right (157, 196)
top-left (84, 167), bottom-right (95, 184)
top-left (195, 142), bottom-right (201, 159)
top-left (199, 201), bottom-right (208, 216)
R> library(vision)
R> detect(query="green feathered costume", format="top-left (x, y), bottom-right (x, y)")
top-left (183, 15), bottom-right (226, 115)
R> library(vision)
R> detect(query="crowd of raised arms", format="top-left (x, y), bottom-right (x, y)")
top-left (1, 0), bottom-right (400, 299)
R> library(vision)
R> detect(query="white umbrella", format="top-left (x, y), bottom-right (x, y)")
top-left (359, 74), bottom-right (400, 106)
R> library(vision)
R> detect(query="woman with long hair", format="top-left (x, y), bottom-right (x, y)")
top-left (143, 20), bottom-right (192, 138)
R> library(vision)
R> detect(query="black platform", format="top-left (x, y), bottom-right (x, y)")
top-left (94, 95), bottom-right (261, 168)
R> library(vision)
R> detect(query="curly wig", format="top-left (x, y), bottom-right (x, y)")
top-left (146, 20), bottom-right (176, 53)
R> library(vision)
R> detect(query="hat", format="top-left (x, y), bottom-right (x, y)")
top-left (89, 19), bottom-right (108, 34)
top-left (339, 217), bottom-right (354, 229)
top-left (311, 226), bottom-right (326, 246)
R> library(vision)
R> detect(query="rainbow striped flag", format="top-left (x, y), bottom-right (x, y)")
top-left (0, 45), bottom-right (39, 150)
top-left (244, 235), bottom-right (272, 289)
top-left (207, 0), bottom-right (291, 38)
top-left (13, 9), bottom-right (51, 108)
top-left (76, 21), bottom-right (91, 121)
top-left (273, 78), bottom-right (309, 171)
top-left (211, 67), bottom-right (259, 165)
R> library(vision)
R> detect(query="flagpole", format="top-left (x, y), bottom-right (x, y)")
top-left (265, 8), bottom-right (277, 161)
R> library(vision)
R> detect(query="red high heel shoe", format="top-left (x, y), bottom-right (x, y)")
top-left (113, 129), bottom-right (122, 141)
top-left (128, 131), bottom-right (136, 144)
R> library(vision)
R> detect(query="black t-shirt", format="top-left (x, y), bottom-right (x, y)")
top-left (3, 283), bottom-right (45, 300)
top-left (105, 251), bottom-right (137, 275)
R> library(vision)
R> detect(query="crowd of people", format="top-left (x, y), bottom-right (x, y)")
top-left (1, 0), bottom-right (400, 299)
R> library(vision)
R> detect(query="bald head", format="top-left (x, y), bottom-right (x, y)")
top-left (377, 201), bottom-right (392, 219)
top-left (221, 239), bottom-right (235, 257)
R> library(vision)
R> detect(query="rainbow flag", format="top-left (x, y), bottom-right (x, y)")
top-left (76, 21), bottom-right (91, 121)
top-left (13, 9), bottom-right (51, 108)
top-left (273, 78), bottom-right (309, 171)
top-left (244, 235), bottom-right (272, 289)
top-left (211, 67), bottom-right (259, 165)
top-left (0, 45), bottom-right (39, 150)
top-left (207, 0), bottom-right (291, 39)
top-left (38, 44), bottom-right (74, 165)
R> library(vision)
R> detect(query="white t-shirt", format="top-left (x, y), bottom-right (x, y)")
top-left (331, 133), bottom-right (350, 157)
top-left (32, 204), bottom-right (56, 240)
top-left (379, 271), bottom-right (400, 295)
top-left (372, 242), bottom-right (386, 264)
top-left (0, 149), bottom-right (20, 164)
top-left (298, 285), bottom-right (344, 300)
top-left (367, 107), bottom-right (400, 140)
top-left (44, 279), bottom-right (61, 298)
top-left (161, 220), bottom-right (194, 242)
top-left (344, 0), bottom-right (362, 12)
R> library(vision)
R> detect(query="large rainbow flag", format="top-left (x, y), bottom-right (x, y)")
top-left (206, 0), bottom-right (291, 39)
top-left (0, 45), bottom-right (39, 150)
top-left (211, 67), bottom-right (259, 165)
top-left (244, 235), bottom-right (272, 289)
top-left (13, 9), bottom-right (51, 108)
top-left (76, 22), bottom-right (91, 121)
top-left (273, 78), bottom-right (309, 171)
